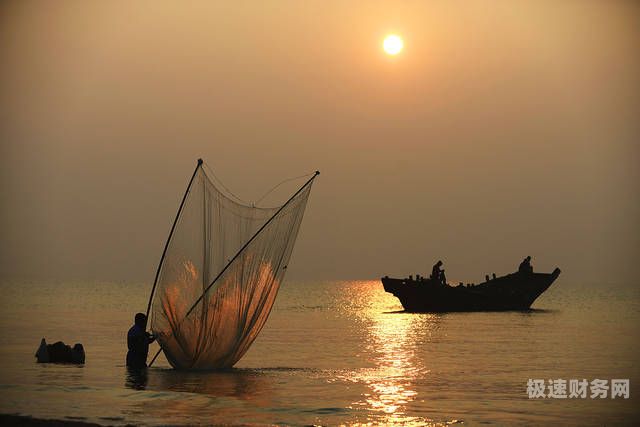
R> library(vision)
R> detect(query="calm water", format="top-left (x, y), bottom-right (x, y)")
top-left (0, 279), bottom-right (638, 425)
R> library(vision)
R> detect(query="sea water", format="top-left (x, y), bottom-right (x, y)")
top-left (0, 279), bottom-right (638, 425)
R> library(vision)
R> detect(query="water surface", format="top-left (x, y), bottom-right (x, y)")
top-left (0, 279), bottom-right (638, 425)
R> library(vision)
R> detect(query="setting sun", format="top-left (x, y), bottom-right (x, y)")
top-left (383, 34), bottom-right (403, 55)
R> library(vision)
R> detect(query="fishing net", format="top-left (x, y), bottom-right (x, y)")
top-left (150, 164), bottom-right (315, 369)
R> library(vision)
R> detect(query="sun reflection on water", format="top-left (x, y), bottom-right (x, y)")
top-left (336, 281), bottom-right (453, 426)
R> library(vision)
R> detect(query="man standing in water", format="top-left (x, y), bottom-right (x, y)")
top-left (127, 313), bottom-right (155, 368)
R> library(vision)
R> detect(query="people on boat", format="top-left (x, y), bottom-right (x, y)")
top-left (485, 274), bottom-right (490, 282)
top-left (430, 261), bottom-right (447, 285)
top-left (492, 273), bottom-right (497, 280)
top-left (518, 256), bottom-right (533, 274)
top-left (126, 313), bottom-right (155, 369)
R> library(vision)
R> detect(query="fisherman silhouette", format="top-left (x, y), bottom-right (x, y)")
top-left (126, 313), bottom-right (155, 369)
top-left (439, 269), bottom-right (447, 285)
top-left (518, 256), bottom-right (533, 274)
top-left (431, 260), bottom-right (447, 285)
top-left (431, 260), bottom-right (442, 280)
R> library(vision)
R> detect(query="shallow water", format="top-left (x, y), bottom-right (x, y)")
top-left (0, 279), bottom-right (638, 425)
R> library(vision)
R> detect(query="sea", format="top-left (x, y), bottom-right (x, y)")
top-left (0, 278), bottom-right (638, 426)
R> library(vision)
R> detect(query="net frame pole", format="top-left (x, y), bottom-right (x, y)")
top-left (148, 170), bottom-right (319, 367)
top-left (144, 158), bottom-right (203, 323)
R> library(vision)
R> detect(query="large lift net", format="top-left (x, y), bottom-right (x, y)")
top-left (150, 162), bottom-right (315, 369)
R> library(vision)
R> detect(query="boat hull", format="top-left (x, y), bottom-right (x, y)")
top-left (382, 268), bottom-right (561, 312)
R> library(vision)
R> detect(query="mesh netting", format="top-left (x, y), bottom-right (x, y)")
top-left (150, 165), bottom-right (314, 369)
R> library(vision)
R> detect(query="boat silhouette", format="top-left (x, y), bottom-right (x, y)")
top-left (382, 268), bottom-right (561, 312)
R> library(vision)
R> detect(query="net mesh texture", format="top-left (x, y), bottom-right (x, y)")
top-left (150, 166), bottom-right (313, 369)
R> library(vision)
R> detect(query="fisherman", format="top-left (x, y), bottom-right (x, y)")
top-left (127, 313), bottom-right (155, 369)
top-left (431, 260), bottom-right (444, 283)
top-left (518, 256), bottom-right (533, 274)
top-left (439, 268), bottom-right (447, 285)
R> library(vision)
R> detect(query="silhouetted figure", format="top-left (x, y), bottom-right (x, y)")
top-left (35, 338), bottom-right (85, 364)
top-left (439, 269), bottom-right (447, 285)
top-left (431, 261), bottom-right (442, 279)
top-left (127, 313), bottom-right (155, 369)
top-left (492, 273), bottom-right (497, 280)
top-left (485, 274), bottom-right (490, 282)
top-left (518, 256), bottom-right (533, 274)
top-left (431, 260), bottom-right (447, 285)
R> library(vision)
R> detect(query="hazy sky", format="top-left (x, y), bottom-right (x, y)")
top-left (1, 1), bottom-right (638, 285)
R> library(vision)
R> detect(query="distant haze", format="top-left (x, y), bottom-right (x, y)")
top-left (1, 1), bottom-right (638, 285)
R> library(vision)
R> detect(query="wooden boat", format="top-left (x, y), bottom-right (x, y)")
top-left (381, 268), bottom-right (561, 312)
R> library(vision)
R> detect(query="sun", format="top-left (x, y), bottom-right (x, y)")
top-left (383, 34), bottom-right (403, 55)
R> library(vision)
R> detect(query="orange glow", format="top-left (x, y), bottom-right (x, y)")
top-left (383, 34), bottom-right (403, 55)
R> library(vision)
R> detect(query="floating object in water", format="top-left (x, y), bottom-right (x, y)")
top-left (35, 338), bottom-right (85, 364)
top-left (382, 267), bottom-right (561, 312)
top-left (147, 159), bottom-right (318, 369)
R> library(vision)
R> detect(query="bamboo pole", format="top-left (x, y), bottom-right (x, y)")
top-left (144, 159), bottom-right (203, 322)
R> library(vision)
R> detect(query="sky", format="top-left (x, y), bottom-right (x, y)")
top-left (1, 1), bottom-right (638, 285)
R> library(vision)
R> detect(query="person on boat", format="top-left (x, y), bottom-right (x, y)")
top-left (127, 313), bottom-right (155, 369)
top-left (431, 261), bottom-right (443, 280)
top-left (518, 256), bottom-right (533, 274)
top-left (439, 269), bottom-right (447, 285)
top-left (431, 260), bottom-right (446, 284)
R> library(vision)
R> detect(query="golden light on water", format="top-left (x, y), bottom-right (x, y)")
top-left (359, 312), bottom-right (428, 423)
top-left (383, 34), bottom-right (403, 55)
top-left (337, 280), bottom-right (457, 426)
